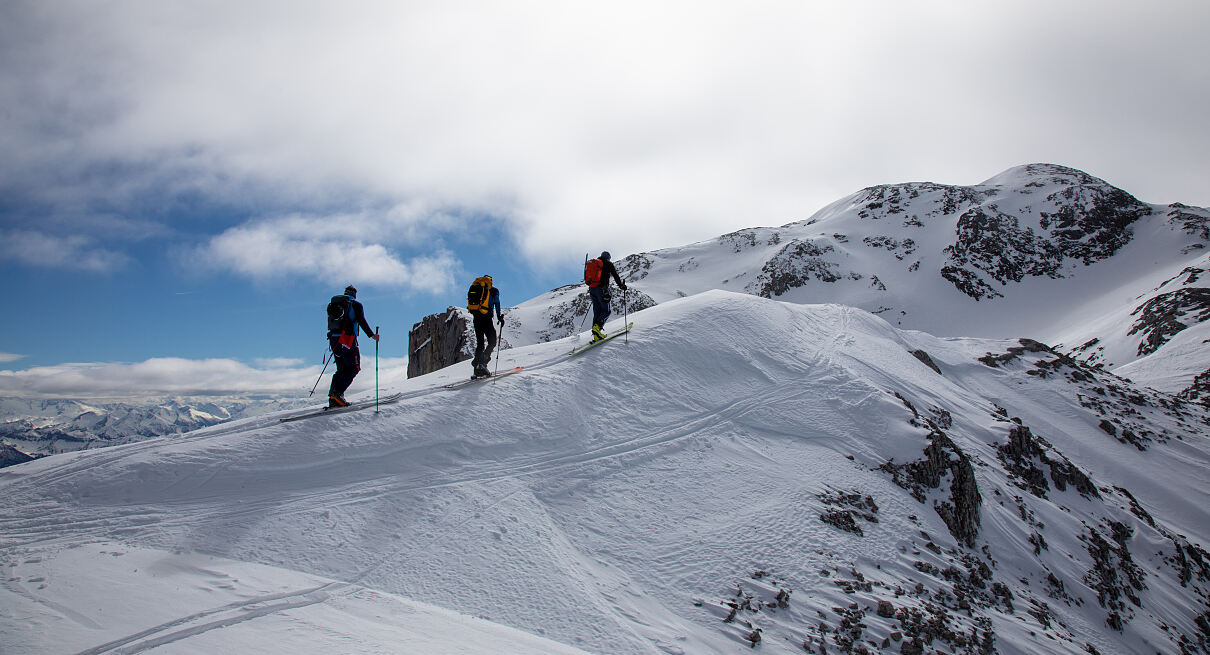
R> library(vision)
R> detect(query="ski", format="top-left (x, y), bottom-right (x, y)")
top-left (279, 392), bottom-right (404, 423)
top-left (570, 322), bottom-right (633, 356)
top-left (443, 366), bottom-right (524, 390)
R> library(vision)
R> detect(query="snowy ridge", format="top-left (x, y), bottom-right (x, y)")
top-left (3, 291), bottom-right (1208, 654)
top-left (503, 164), bottom-right (1210, 400)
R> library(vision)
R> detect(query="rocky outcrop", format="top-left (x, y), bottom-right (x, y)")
top-left (0, 443), bottom-right (34, 468)
top-left (747, 239), bottom-right (844, 297)
top-left (407, 307), bottom-right (474, 378)
top-left (880, 394), bottom-right (982, 548)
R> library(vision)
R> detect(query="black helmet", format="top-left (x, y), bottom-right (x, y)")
top-left (600, 251), bottom-right (611, 261)
top-left (344, 285), bottom-right (357, 297)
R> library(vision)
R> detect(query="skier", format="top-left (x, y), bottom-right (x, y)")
top-left (327, 285), bottom-right (379, 408)
top-left (467, 275), bottom-right (504, 378)
top-left (586, 251), bottom-right (626, 342)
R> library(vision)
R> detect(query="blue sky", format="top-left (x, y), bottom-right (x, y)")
top-left (1, 0), bottom-right (1208, 398)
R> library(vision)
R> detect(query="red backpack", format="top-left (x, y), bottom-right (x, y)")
top-left (584, 258), bottom-right (603, 287)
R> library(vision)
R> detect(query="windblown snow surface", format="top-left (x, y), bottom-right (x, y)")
top-left (3, 291), bottom-right (1210, 654)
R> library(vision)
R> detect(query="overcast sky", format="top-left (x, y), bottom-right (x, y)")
top-left (1, 0), bottom-right (1207, 397)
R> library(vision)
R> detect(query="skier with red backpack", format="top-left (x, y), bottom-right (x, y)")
top-left (584, 251), bottom-right (627, 342)
top-left (467, 275), bottom-right (504, 379)
top-left (326, 285), bottom-right (379, 408)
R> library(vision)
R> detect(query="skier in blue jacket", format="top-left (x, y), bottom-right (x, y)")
top-left (328, 285), bottom-right (378, 407)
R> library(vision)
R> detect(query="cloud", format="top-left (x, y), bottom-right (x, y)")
top-left (0, 355), bottom-right (408, 399)
top-left (253, 357), bottom-right (305, 369)
top-left (0, 352), bottom-right (25, 363)
top-left (2, 0), bottom-right (1208, 272)
top-left (194, 212), bottom-right (460, 293)
top-left (0, 230), bottom-right (131, 272)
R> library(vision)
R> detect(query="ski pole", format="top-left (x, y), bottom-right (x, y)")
top-left (374, 326), bottom-right (380, 413)
top-left (494, 320), bottom-right (504, 376)
top-left (309, 345), bottom-right (332, 397)
top-left (576, 253), bottom-right (589, 342)
top-left (623, 287), bottom-right (629, 344)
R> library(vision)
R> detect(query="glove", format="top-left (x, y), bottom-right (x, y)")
top-left (497, 315), bottom-right (504, 326)
top-left (619, 282), bottom-right (627, 291)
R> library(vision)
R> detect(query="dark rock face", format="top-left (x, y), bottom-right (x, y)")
top-left (944, 206), bottom-right (1064, 297)
top-left (997, 424), bottom-right (1099, 499)
top-left (748, 239), bottom-right (842, 298)
top-left (880, 395), bottom-right (982, 548)
top-left (0, 443), bottom-right (34, 468)
top-left (1129, 286), bottom-right (1210, 356)
top-left (941, 167), bottom-right (1150, 300)
top-left (615, 253), bottom-right (654, 281)
top-left (1167, 203), bottom-right (1210, 241)
top-left (407, 307), bottom-right (473, 378)
top-left (1178, 367), bottom-right (1210, 407)
top-left (911, 350), bottom-right (943, 375)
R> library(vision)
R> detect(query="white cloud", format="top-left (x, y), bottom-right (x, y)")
top-left (0, 352), bottom-right (26, 364)
top-left (194, 212), bottom-right (460, 293)
top-left (253, 357), bottom-right (305, 369)
top-left (0, 355), bottom-right (408, 399)
top-left (0, 230), bottom-right (131, 272)
top-left (2, 0), bottom-right (1208, 270)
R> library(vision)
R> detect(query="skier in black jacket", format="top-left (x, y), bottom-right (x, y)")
top-left (589, 251), bottom-right (626, 341)
top-left (328, 285), bottom-right (378, 407)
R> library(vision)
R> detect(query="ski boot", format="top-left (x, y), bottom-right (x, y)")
top-left (328, 394), bottom-right (350, 408)
top-left (591, 324), bottom-right (605, 342)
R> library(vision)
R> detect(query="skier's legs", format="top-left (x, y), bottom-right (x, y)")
top-left (472, 314), bottom-right (496, 370)
top-left (589, 286), bottom-right (611, 328)
top-left (329, 341), bottom-right (361, 397)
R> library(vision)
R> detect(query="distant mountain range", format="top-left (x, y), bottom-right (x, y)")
top-left (0, 397), bottom-right (306, 463)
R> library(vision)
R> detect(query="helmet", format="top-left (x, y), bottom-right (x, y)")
top-left (344, 285), bottom-right (357, 297)
top-left (600, 251), bottom-right (611, 261)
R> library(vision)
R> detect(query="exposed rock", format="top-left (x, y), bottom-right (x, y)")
top-left (997, 423), bottom-right (1099, 499)
top-left (911, 349), bottom-right (943, 375)
top-left (748, 239), bottom-right (843, 297)
top-left (881, 427), bottom-right (982, 548)
top-left (0, 443), bottom-right (34, 468)
top-left (407, 306), bottom-right (473, 378)
top-left (1128, 287), bottom-right (1210, 356)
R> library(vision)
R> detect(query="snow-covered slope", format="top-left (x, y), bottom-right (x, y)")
top-left (3, 291), bottom-right (1208, 654)
top-left (503, 164), bottom-right (1210, 400)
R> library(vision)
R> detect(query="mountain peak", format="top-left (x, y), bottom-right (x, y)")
top-left (979, 162), bottom-right (1117, 189)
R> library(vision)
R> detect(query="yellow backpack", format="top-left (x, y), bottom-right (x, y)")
top-left (467, 276), bottom-right (493, 314)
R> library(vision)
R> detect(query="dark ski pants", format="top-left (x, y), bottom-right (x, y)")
top-left (589, 286), bottom-right (612, 329)
top-left (328, 337), bottom-right (361, 398)
top-left (472, 313), bottom-right (497, 370)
